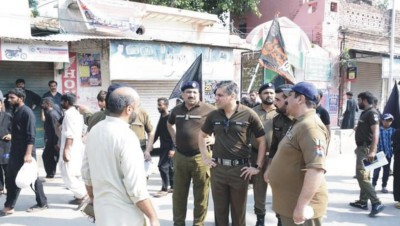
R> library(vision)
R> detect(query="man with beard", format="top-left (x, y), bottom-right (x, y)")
top-left (5, 79), bottom-right (41, 112)
top-left (250, 83), bottom-right (277, 226)
top-left (41, 97), bottom-right (62, 179)
top-left (167, 81), bottom-right (214, 226)
top-left (266, 82), bottom-right (329, 225)
top-left (1, 88), bottom-right (48, 217)
top-left (264, 84), bottom-right (293, 226)
top-left (350, 91), bottom-right (385, 217)
top-left (59, 93), bottom-right (88, 205)
top-left (341, 91), bottom-right (358, 129)
top-left (151, 97), bottom-right (174, 198)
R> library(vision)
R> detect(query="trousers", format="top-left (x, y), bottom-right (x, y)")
top-left (42, 141), bottom-right (59, 178)
top-left (372, 155), bottom-right (392, 187)
top-left (355, 146), bottom-right (380, 204)
top-left (250, 151), bottom-right (268, 215)
top-left (158, 148), bottom-right (173, 191)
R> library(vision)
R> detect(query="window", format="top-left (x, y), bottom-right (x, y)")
top-left (308, 2), bottom-right (318, 14)
top-left (331, 2), bottom-right (338, 12)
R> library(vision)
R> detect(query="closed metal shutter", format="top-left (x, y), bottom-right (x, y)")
top-left (0, 61), bottom-right (54, 147)
top-left (350, 62), bottom-right (382, 101)
top-left (114, 80), bottom-right (179, 130)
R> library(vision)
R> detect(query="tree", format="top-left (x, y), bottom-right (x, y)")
top-left (130, 0), bottom-right (261, 21)
top-left (29, 0), bottom-right (39, 17)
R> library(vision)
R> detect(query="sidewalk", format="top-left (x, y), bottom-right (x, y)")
top-left (1, 147), bottom-right (399, 225)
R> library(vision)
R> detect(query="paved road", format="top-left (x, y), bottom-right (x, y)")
top-left (0, 148), bottom-right (399, 226)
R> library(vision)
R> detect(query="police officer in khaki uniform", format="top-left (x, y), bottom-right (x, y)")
top-left (167, 81), bottom-right (214, 226)
top-left (264, 84), bottom-right (293, 226)
top-left (349, 91), bottom-right (385, 217)
top-left (199, 81), bottom-right (266, 226)
top-left (129, 108), bottom-right (155, 160)
top-left (250, 83), bottom-right (277, 226)
top-left (266, 82), bottom-right (329, 226)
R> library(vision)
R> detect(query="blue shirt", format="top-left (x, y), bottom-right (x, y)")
top-left (378, 126), bottom-right (395, 158)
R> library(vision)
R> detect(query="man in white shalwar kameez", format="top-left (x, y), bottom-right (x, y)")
top-left (82, 87), bottom-right (159, 226)
top-left (59, 93), bottom-right (87, 204)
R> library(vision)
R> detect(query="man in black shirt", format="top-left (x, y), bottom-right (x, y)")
top-left (316, 90), bottom-right (330, 138)
top-left (1, 88), bottom-right (47, 217)
top-left (152, 97), bottom-right (174, 197)
top-left (41, 97), bottom-right (62, 179)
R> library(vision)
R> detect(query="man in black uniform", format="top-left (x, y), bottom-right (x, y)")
top-left (152, 97), bottom-right (174, 197)
top-left (349, 91), bottom-right (385, 217)
top-left (1, 88), bottom-right (48, 217)
top-left (264, 84), bottom-right (293, 226)
top-left (316, 90), bottom-right (330, 137)
top-left (41, 97), bottom-right (62, 179)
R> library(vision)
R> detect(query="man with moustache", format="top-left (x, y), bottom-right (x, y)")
top-left (1, 88), bottom-right (48, 217)
top-left (250, 83), bottom-right (277, 226)
top-left (264, 84), bottom-right (293, 226)
top-left (5, 79), bottom-right (41, 112)
top-left (349, 91), bottom-right (385, 217)
top-left (266, 82), bottom-right (329, 226)
top-left (199, 81), bottom-right (266, 226)
top-left (152, 97), bottom-right (174, 198)
top-left (167, 81), bottom-right (214, 226)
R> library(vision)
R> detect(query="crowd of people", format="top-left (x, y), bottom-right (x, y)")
top-left (0, 78), bottom-right (399, 226)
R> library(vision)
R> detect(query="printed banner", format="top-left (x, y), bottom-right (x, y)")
top-left (77, 53), bottom-right (102, 87)
top-left (0, 39), bottom-right (69, 62)
top-left (77, 0), bottom-right (145, 36)
top-left (258, 17), bottom-right (295, 84)
top-left (62, 52), bottom-right (78, 95)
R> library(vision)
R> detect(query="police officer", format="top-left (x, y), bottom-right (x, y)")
top-left (167, 81), bottom-right (214, 226)
top-left (349, 91), bottom-right (385, 217)
top-left (266, 82), bottom-right (329, 226)
top-left (264, 84), bottom-right (293, 226)
top-left (250, 83), bottom-right (277, 226)
top-left (199, 81), bottom-right (266, 226)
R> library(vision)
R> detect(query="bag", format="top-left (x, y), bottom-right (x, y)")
top-left (15, 158), bottom-right (38, 189)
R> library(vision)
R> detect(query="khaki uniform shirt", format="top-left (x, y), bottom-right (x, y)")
top-left (251, 104), bottom-right (277, 151)
top-left (201, 103), bottom-right (265, 159)
top-left (268, 110), bottom-right (329, 218)
top-left (129, 108), bottom-right (153, 148)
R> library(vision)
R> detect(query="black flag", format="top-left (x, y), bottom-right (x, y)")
top-left (169, 54), bottom-right (202, 99)
top-left (258, 17), bottom-right (295, 84)
top-left (383, 82), bottom-right (400, 129)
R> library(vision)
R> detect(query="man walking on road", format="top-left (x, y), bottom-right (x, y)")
top-left (266, 82), bottom-right (329, 226)
top-left (341, 91), bottom-right (358, 129)
top-left (82, 87), bottom-right (159, 226)
top-left (350, 91), bottom-right (385, 217)
top-left (167, 81), bottom-right (214, 226)
top-left (1, 88), bottom-right (48, 217)
top-left (199, 81), bottom-right (266, 226)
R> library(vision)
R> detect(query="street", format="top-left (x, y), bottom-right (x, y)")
top-left (0, 147), bottom-right (399, 226)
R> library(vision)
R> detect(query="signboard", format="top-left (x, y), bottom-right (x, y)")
top-left (305, 56), bottom-right (332, 81)
top-left (62, 52), bottom-right (78, 95)
top-left (0, 39), bottom-right (69, 62)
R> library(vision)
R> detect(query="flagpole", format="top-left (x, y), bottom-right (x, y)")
top-left (247, 63), bottom-right (260, 94)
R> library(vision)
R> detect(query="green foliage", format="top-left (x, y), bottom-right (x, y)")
top-left (29, 0), bottom-right (39, 17)
top-left (130, 0), bottom-right (261, 19)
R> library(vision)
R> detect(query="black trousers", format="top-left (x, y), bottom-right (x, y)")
top-left (4, 156), bottom-right (47, 209)
top-left (42, 141), bottom-right (59, 177)
top-left (0, 164), bottom-right (7, 191)
top-left (158, 148), bottom-right (173, 191)
top-left (394, 152), bottom-right (400, 202)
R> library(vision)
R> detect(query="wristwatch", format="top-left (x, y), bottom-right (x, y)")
top-left (253, 164), bottom-right (262, 170)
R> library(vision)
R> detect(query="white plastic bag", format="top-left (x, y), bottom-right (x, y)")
top-left (15, 158), bottom-right (38, 189)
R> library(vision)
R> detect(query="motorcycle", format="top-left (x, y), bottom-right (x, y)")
top-left (5, 47), bottom-right (27, 59)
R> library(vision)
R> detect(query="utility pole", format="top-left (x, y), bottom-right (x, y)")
top-left (389, 0), bottom-right (396, 95)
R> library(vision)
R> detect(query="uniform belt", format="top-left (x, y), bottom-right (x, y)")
top-left (356, 142), bottom-right (371, 147)
top-left (212, 157), bottom-right (249, 166)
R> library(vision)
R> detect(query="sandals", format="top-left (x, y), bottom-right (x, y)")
top-left (0, 209), bottom-right (14, 217)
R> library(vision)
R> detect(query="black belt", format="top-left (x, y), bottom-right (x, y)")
top-left (212, 157), bottom-right (250, 166)
top-left (356, 142), bottom-right (371, 147)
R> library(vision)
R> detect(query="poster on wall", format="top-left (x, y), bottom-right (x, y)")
top-left (203, 80), bottom-right (219, 105)
top-left (77, 53), bottom-right (102, 87)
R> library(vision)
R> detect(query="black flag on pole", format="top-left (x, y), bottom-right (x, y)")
top-left (383, 82), bottom-right (400, 129)
top-left (258, 17), bottom-right (295, 84)
top-left (169, 54), bottom-right (202, 100)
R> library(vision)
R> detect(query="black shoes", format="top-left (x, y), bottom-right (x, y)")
top-left (369, 203), bottom-right (385, 217)
top-left (349, 200), bottom-right (368, 210)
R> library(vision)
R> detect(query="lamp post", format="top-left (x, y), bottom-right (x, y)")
top-left (389, 0), bottom-right (396, 95)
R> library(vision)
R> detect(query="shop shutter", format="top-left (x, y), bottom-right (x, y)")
top-left (0, 61), bottom-right (54, 147)
top-left (350, 62), bottom-right (382, 101)
top-left (114, 80), bottom-right (179, 131)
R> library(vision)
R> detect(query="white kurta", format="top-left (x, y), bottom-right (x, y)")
top-left (82, 116), bottom-right (150, 226)
top-left (60, 106), bottom-right (87, 199)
